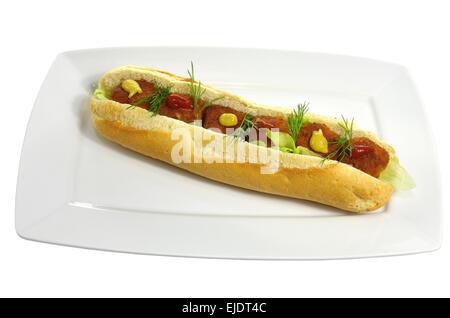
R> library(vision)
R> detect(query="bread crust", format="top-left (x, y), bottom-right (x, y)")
top-left (90, 66), bottom-right (395, 212)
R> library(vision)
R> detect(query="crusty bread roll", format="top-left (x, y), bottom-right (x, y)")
top-left (90, 66), bottom-right (396, 212)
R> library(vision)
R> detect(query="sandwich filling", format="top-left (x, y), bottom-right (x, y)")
top-left (108, 79), bottom-right (388, 178)
top-left (93, 67), bottom-right (415, 191)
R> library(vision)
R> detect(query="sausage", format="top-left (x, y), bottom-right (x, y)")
top-left (254, 116), bottom-right (289, 132)
top-left (202, 105), bottom-right (245, 134)
top-left (253, 116), bottom-right (289, 146)
top-left (160, 99), bottom-right (196, 123)
top-left (298, 124), bottom-right (388, 177)
top-left (343, 137), bottom-right (389, 178)
top-left (111, 80), bottom-right (157, 109)
top-left (297, 123), bottom-right (339, 154)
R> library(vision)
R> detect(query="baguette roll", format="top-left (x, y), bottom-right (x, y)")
top-left (90, 65), bottom-right (412, 212)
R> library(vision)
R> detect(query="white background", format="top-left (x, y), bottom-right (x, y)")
top-left (1, 0), bottom-right (448, 297)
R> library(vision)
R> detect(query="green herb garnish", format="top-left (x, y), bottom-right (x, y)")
top-left (187, 61), bottom-right (207, 119)
top-left (321, 115), bottom-right (354, 164)
top-left (287, 102), bottom-right (309, 142)
top-left (241, 113), bottom-right (257, 131)
top-left (127, 84), bottom-right (172, 116)
top-left (232, 113), bottom-right (257, 138)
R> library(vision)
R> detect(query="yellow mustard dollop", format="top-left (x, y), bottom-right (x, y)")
top-left (219, 113), bottom-right (238, 127)
top-left (309, 129), bottom-right (329, 153)
top-left (121, 79), bottom-right (143, 98)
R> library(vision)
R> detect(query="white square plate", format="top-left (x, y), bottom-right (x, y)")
top-left (16, 47), bottom-right (442, 259)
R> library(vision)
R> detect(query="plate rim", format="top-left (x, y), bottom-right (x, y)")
top-left (15, 47), bottom-right (443, 259)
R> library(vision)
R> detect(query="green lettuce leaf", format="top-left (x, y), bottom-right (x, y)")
top-left (266, 131), bottom-right (322, 157)
top-left (266, 131), bottom-right (296, 150)
top-left (93, 88), bottom-right (108, 100)
top-left (379, 159), bottom-right (415, 190)
top-left (279, 146), bottom-right (295, 153)
top-left (295, 145), bottom-right (322, 157)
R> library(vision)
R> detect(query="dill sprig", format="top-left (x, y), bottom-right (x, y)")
top-left (127, 85), bottom-right (172, 116)
top-left (187, 61), bottom-right (206, 119)
top-left (321, 116), bottom-right (354, 164)
top-left (232, 113), bottom-right (257, 138)
top-left (241, 113), bottom-right (257, 131)
top-left (287, 102), bottom-right (309, 142)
